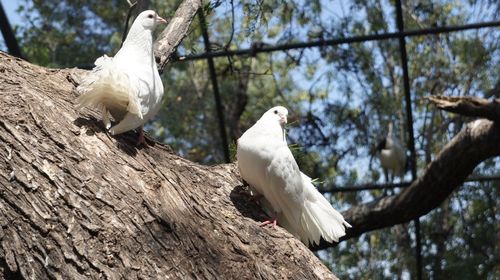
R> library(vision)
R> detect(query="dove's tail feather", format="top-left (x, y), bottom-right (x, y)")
top-left (296, 176), bottom-right (352, 245)
top-left (76, 55), bottom-right (142, 119)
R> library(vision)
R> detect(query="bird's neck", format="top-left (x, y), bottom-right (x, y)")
top-left (118, 25), bottom-right (154, 62)
top-left (255, 120), bottom-right (287, 145)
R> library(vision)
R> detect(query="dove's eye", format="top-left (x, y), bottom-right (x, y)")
top-left (274, 110), bottom-right (278, 114)
top-left (148, 14), bottom-right (154, 19)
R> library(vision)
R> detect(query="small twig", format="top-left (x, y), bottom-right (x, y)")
top-left (224, 0), bottom-right (235, 50)
top-left (121, 1), bottom-right (138, 47)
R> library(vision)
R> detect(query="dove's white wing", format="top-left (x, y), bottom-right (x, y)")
top-left (266, 147), bottom-right (351, 245)
top-left (298, 172), bottom-right (352, 244)
top-left (265, 146), bottom-right (305, 227)
top-left (76, 55), bottom-right (143, 121)
top-left (76, 10), bottom-right (165, 136)
top-left (237, 132), bottom-right (306, 236)
top-left (107, 61), bottom-right (163, 135)
top-left (393, 140), bottom-right (407, 176)
top-left (237, 106), bottom-right (351, 246)
top-left (380, 136), bottom-right (407, 178)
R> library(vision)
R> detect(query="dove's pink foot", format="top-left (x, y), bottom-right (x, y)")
top-left (136, 129), bottom-right (146, 146)
top-left (260, 217), bottom-right (277, 228)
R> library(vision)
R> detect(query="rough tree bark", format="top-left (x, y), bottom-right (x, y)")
top-left (2, 1), bottom-right (338, 278)
top-left (1, 0), bottom-right (499, 277)
top-left (0, 52), bottom-right (338, 279)
top-left (2, 50), bottom-right (499, 278)
top-left (428, 95), bottom-right (500, 121)
top-left (154, 0), bottom-right (202, 72)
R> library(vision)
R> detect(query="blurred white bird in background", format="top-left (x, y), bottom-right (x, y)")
top-left (376, 123), bottom-right (407, 183)
top-left (76, 10), bottom-right (167, 145)
top-left (237, 106), bottom-right (351, 246)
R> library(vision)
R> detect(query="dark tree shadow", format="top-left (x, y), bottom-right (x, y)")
top-left (114, 133), bottom-right (140, 156)
top-left (73, 116), bottom-right (158, 157)
top-left (230, 182), bottom-right (337, 249)
top-left (73, 116), bottom-right (101, 136)
top-left (229, 183), bottom-right (268, 224)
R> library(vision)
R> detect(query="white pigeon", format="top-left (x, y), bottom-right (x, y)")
top-left (376, 123), bottom-right (407, 182)
top-left (76, 10), bottom-right (167, 145)
top-left (237, 106), bottom-right (351, 246)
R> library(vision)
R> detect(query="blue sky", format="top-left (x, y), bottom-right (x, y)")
top-left (0, 0), bottom-right (21, 52)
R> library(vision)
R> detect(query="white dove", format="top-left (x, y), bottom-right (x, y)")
top-left (376, 123), bottom-right (407, 183)
top-left (76, 10), bottom-right (167, 145)
top-left (237, 106), bottom-right (351, 245)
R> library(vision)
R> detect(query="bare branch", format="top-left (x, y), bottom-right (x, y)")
top-left (154, 0), bottom-right (202, 72)
top-left (312, 118), bottom-right (500, 251)
top-left (427, 95), bottom-right (500, 122)
top-left (0, 51), bottom-right (338, 280)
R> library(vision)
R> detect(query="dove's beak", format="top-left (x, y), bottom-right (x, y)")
top-left (279, 115), bottom-right (287, 125)
top-left (156, 16), bottom-right (168, 24)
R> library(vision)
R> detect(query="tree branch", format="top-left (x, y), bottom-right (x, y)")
top-left (0, 51), bottom-right (338, 279)
top-left (154, 0), bottom-right (202, 72)
top-left (427, 95), bottom-right (500, 122)
top-left (312, 97), bottom-right (500, 251)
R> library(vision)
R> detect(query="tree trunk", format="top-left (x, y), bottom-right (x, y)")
top-left (0, 52), bottom-right (338, 279)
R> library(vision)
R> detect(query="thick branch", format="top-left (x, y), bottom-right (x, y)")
top-left (154, 0), bottom-right (202, 72)
top-left (427, 95), bottom-right (500, 122)
top-left (0, 52), bottom-right (337, 279)
top-left (311, 103), bottom-right (500, 251)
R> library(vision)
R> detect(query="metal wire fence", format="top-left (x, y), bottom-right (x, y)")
top-left (1, 1), bottom-right (499, 279)
top-left (171, 2), bottom-right (499, 278)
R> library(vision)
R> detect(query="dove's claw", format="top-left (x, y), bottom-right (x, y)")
top-left (260, 217), bottom-right (277, 228)
top-left (237, 187), bottom-right (262, 202)
top-left (250, 193), bottom-right (263, 202)
top-left (102, 109), bottom-right (111, 129)
top-left (240, 192), bottom-right (263, 203)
